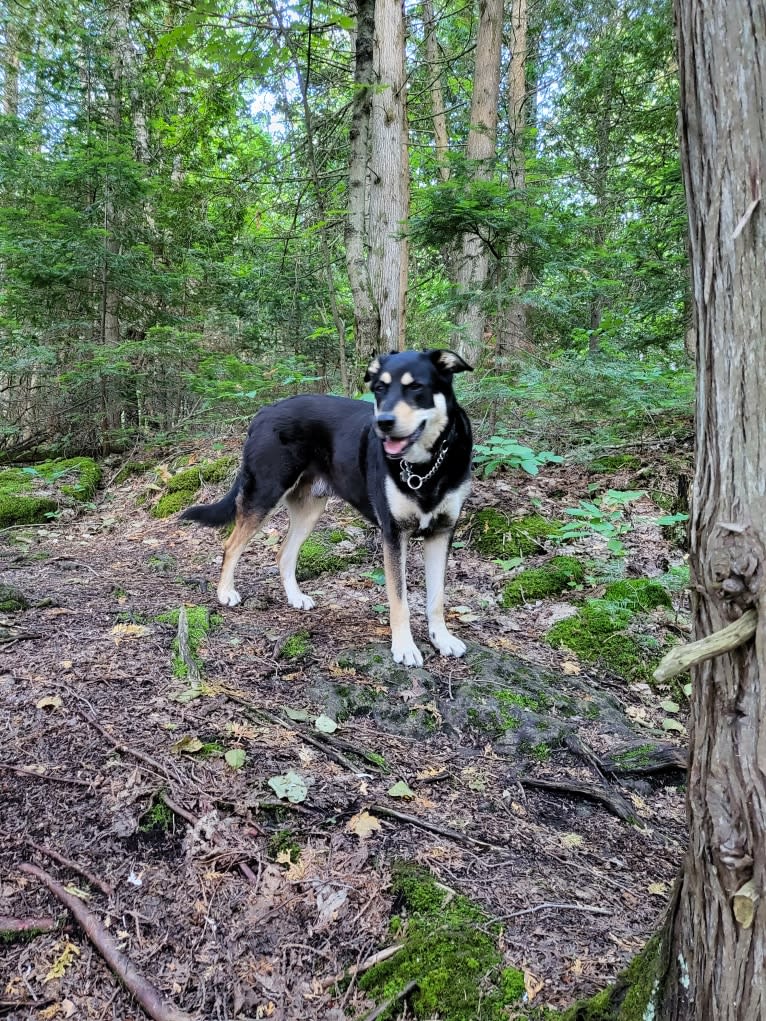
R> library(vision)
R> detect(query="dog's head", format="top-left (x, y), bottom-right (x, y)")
top-left (364, 349), bottom-right (472, 461)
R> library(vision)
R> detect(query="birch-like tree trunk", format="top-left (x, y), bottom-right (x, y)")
top-left (451, 0), bottom-right (502, 366)
top-left (368, 0), bottom-right (409, 352)
top-left (652, 2), bottom-right (766, 1017)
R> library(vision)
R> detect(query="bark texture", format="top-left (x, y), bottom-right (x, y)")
top-left (368, 0), bottom-right (409, 351)
top-left (451, 0), bottom-right (502, 365)
top-left (659, 2), bottom-right (766, 1018)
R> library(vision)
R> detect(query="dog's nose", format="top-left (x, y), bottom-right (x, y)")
top-left (376, 414), bottom-right (396, 434)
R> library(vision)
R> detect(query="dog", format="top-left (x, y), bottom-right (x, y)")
top-left (180, 348), bottom-right (473, 667)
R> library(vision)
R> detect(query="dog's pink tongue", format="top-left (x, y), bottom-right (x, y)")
top-left (384, 436), bottom-right (409, 457)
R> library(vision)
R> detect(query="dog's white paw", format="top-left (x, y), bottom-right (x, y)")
top-left (430, 627), bottom-right (466, 658)
top-left (218, 588), bottom-right (242, 607)
top-left (391, 638), bottom-right (424, 668)
top-left (288, 592), bottom-right (316, 610)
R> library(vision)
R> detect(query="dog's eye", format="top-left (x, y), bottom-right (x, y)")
top-left (372, 381), bottom-right (387, 395)
top-left (406, 382), bottom-right (424, 394)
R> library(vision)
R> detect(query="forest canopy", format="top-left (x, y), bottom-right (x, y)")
top-left (0, 0), bottom-right (690, 457)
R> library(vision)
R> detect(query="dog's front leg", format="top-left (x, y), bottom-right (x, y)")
top-left (382, 531), bottom-right (423, 667)
top-left (424, 529), bottom-right (466, 657)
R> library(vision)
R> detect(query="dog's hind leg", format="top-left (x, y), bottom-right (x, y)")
top-left (383, 533), bottom-right (423, 667)
top-left (424, 530), bottom-right (466, 657)
top-left (217, 509), bottom-right (264, 607)
top-left (279, 493), bottom-right (328, 609)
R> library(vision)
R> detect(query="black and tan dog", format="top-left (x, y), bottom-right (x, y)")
top-left (181, 349), bottom-right (473, 666)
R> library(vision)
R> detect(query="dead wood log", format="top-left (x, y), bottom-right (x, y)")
top-left (19, 863), bottom-right (195, 1021)
top-left (519, 776), bottom-right (636, 823)
top-left (0, 915), bottom-right (57, 935)
top-left (601, 741), bottom-right (687, 776)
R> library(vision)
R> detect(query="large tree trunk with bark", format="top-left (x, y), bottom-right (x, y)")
top-left (368, 0), bottom-right (409, 352)
top-left (655, 1), bottom-right (766, 1017)
top-left (450, 0), bottom-right (502, 366)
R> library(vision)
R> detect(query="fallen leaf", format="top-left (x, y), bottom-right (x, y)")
top-left (648, 882), bottom-right (668, 896)
top-left (387, 780), bottom-right (415, 799)
top-left (315, 885), bottom-right (348, 928)
top-left (44, 940), bottom-right (80, 982)
top-left (110, 623), bottom-right (149, 644)
top-left (347, 810), bottom-right (382, 839)
top-left (561, 832), bottom-right (583, 849)
top-left (562, 659), bottom-right (581, 675)
top-left (172, 735), bottom-right (204, 755)
top-left (314, 714), bottom-right (338, 734)
top-left (36, 695), bottom-right (63, 710)
top-left (225, 748), bottom-right (246, 769)
top-left (524, 969), bottom-right (544, 1001)
top-left (268, 770), bottom-right (308, 803)
top-left (284, 707), bottom-right (311, 722)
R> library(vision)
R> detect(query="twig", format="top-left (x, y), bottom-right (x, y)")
top-left (0, 915), bottom-right (57, 934)
top-left (0, 763), bottom-right (95, 788)
top-left (322, 943), bottom-right (404, 989)
top-left (369, 805), bottom-right (505, 851)
top-left (24, 839), bottom-right (114, 897)
top-left (79, 711), bottom-right (176, 780)
top-left (175, 606), bottom-right (201, 685)
top-left (159, 793), bottom-right (260, 887)
top-left (19, 863), bottom-right (195, 1021)
top-left (653, 609), bottom-right (757, 682)
top-left (495, 901), bottom-right (613, 922)
top-left (359, 979), bottom-right (419, 1021)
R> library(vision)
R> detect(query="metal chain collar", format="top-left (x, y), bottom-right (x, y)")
top-left (399, 441), bottom-right (450, 491)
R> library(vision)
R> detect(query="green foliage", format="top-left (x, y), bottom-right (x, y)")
top-left (473, 434), bottom-right (563, 478)
top-left (279, 630), bottom-right (312, 661)
top-left (589, 454), bottom-right (641, 474)
top-left (558, 491), bottom-right (646, 556)
top-left (602, 579), bottom-right (672, 613)
top-left (547, 598), bottom-right (663, 682)
top-left (296, 530), bottom-right (366, 581)
top-left (0, 458), bottom-right (100, 526)
top-left (157, 606), bottom-right (220, 678)
top-left (472, 510), bottom-right (562, 559)
top-left (501, 556), bottom-right (585, 607)
top-left (359, 864), bottom-right (526, 1020)
top-left (561, 936), bottom-right (662, 1021)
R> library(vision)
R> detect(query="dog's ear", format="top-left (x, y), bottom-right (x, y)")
top-left (364, 355), bottom-right (383, 384)
top-left (427, 349), bottom-right (473, 376)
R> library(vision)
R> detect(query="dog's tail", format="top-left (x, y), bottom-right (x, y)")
top-left (180, 473), bottom-right (241, 527)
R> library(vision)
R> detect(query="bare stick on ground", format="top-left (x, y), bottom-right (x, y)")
top-left (24, 838), bottom-right (114, 897)
top-left (19, 863), bottom-right (195, 1021)
top-left (0, 915), bottom-right (57, 935)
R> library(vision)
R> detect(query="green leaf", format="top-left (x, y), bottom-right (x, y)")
top-left (659, 699), bottom-right (680, 714)
top-left (268, 770), bottom-right (308, 803)
top-left (387, 780), bottom-right (415, 799)
top-left (662, 718), bottom-right (686, 733)
top-left (284, 707), bottom-right (311, 722)
top-left (225, 748), bottom-right (246, 769)
top-left (314, 714), bottom-right (338, 734)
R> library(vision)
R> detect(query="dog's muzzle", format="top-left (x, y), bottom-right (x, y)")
top-left (375, 417), bottom-right (426, 458)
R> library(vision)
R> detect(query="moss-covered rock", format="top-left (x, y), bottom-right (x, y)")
top-left (296, 529), bottom-right (366, 581)
top-left (588, 454), bottom-right (641, 474)
top-left (602, 578), bottom-right (672, 612)
top-left (0, 584), bottom-right (29, 612)
top-left (359, 864), bottom-right (526, 1020)
top-left (501, 555), bottom-right (585, 607)
top-left (151, 455), bottom-right (238, 519)
top-left (547, 599), bottom-right (662, 682)
top-left (114, 460), bottom-right (155, 485)
top-left (472, 509), bottom-right (562, 559)
top-left (279, 629), bottom-right (312, 661)
top-left (0, 458), bottom-right (101, 526)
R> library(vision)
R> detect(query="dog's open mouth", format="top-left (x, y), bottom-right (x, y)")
top-left (380, 421), bottom-right (426, 458)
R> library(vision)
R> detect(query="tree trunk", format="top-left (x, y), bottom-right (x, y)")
top-left (423, 0), bottom-right (450, 183)
top-left (1, 16), bottom-right (19, 117)
top-left (655, 1), bottom-right (766, 1017)
top-left (450, 0), bottom-right (502, 366)
top-left (368, 0), bottom-right (409, 352)
top-left (345, 0), bottom-right (380, 368)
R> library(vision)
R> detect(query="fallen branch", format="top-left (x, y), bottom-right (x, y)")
top-left (175, 606), bottom-right (201, 686)
top-left (0, 763), bottom-right (95, 788)
top-left (0, 915), bottom-right (57, 935)
top-left (19, 863), bottom-right (195, 1021)
top-left (496, 901), bottom-right (613, 922)
top-left (369, 805), bottom-right (505, 851)
top-left (24, 839), bottom-right (114, 897)
top-left (322, 943), bottom-right (404, 989)
top-left (653, 608), bottom-right (757, 682)
top-left (79, 712), bottom-right (177, 781)
top-left (360, 979), bottom-right (419, 1021)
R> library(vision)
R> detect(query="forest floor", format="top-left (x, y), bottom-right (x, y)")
top-left (0, 439), bottom-right (692, 1021)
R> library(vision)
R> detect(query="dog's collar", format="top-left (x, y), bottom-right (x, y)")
top-left (399, 440), bottom-right (450, 491)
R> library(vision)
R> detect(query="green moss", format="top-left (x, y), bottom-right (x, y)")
top-left (608, 744), bottom-right (654, 771)
top-left (660, 565), bottom-right (690, 593)
top-left (279, 629), bottom-right (311, 661)
top-left (501, 555), bottom-right (585, 607)
top-left (296, 529), bottom-right (365, 581)
top-left (151, 488), bottom-right (198, 518)
top-left (0, 458), bottom-right (100, 526)
top-left (547, 600), bottom-right (660, 682)
top-left (0, 584), bottom-right (29, 611)
top-left (268, 830), bottom-right (302, 864)
top-left (156, 605), bottom-right (220, 678)
top-left (588, 454), bottom-right (641, 474)
top-left (602, 579), bottom-right (672, 612)
top-left (114, 460), bottom-right (155, 484)
top-left (359, 864), bottom-right (525, 1020)
top-left (562, 935), bottom-right (661, 1021)
top-left (140, 794), bottom-right (174, 833)
top-left (472, 509), bottom-right (562, 559)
